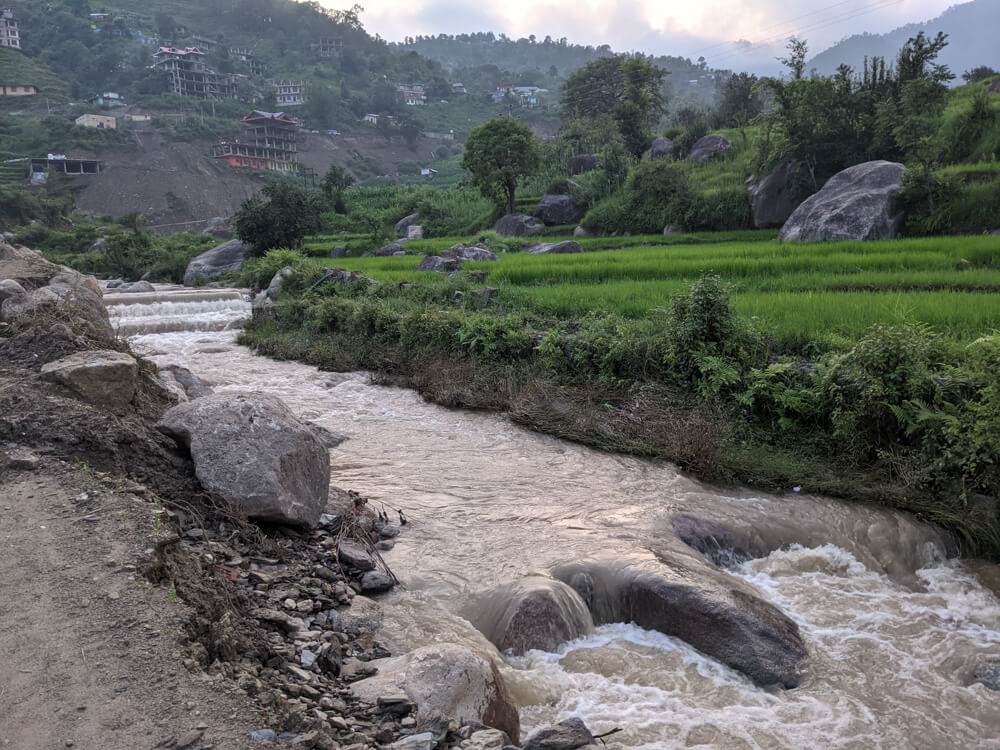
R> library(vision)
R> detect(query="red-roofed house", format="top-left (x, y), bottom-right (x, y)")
top-left (213, 111), bottom-right (300, 173)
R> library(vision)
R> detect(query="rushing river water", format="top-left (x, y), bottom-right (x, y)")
top-left (108, 287), bottom-right (1000, 749)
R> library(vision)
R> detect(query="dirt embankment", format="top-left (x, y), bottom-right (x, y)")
top-left (71, 124), bottom-right (450, 231)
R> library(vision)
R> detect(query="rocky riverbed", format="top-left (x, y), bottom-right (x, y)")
top-left (0, 241), bottom-right (601, 750)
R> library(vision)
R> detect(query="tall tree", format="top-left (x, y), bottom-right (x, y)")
top-left (234, 182), bottom-right (322, 256)
top-left (461, 117), bottom-right (540, 215)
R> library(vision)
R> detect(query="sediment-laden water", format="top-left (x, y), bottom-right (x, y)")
top-left (120, 288), bottom-right (1000, 749)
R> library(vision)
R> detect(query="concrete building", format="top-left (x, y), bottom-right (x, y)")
top-left (75, 113), bottom-right (117, 129)
top-left (396, 83), bottom-right (425, 106)
top-left (213, 110), bottom-right (300, 173)
top-left (0, 8), bottom-right (21, 50)
top-left (152, 46), bottom-right (237, 99)
top-left (0, 84), bottom-right (35, 96)
top-left (274, 81), bottom-right (304, 107)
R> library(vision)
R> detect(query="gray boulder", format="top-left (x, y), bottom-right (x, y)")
top-left (750, 161), bottom-right (803, 229)
top-left (394, 213), bottom-right (420, 235)
top-left (650, 137), bottom-right (673, 159)
top-left (351, 643), bottom-right (519, 742)
top-left (330, 246), bottom-right (346, 258)
top-left (202, 216), bottom-right (233, 240)
top-left (463, 576), bottom-right (594, 656)
top-left (779, 160), bottom-right (906, 242)
top-left (183, 239), bottom-right (253, 286)
top-left (116, 280), bottom-right (156, 293)
top-left (416, 256), bottom-right (463, 273)
top-left (572, 226), bottom-right (591, 238)
top-left (157, 393), bottom-right (331, 527)
top-left (533, 195), bottom-right (581, 226)
top-left (522, 718), bottom-right (595, 750)
top-left (376, 243), bottom-right (407, 256)
top-left (0, 278), bottom-right (26, 305)
top-left (973, 659), bottom-right (1000, 691)
top-left (525, 241), bottom-right (586, 255)
top-left (688, 134), bottom-right (732, 162)
top-left (88, 237), bottom-right (106, 254)
top-left (159, 364), bottom-right (214, 402)
top-left (40, 350), bottom-right (138, 410)
top-left (569, 154), bottom-right (599, 175)
top-left (266, 266), bottom-right (294, 299)
top-left (671, 513), bottom-right (767, 568)
top-left (494, 214), bottom-right (543, 237)
top-left (551, 555), bottom-right (809, 689)
top-left (442, 244), bottom-right (499, 262)
top-left (406, 225), bottom-right (424, 240)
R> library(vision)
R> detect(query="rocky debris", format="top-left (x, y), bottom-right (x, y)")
top-left (671, 513), bottom-right (768, 568)
top-left (202, 216), bottom-right (234, 240)
top-left (521, 718), bottom-right (595, 750)
top-left (779, 160), bottom-right (906, 242)
top-left (749, 161), bottom-right (803, 229)
top-left (183, 239), bottom-right (253, 286)
top-left (524, 241), bottom-right (585, 255)
top-left (377, 243), bottom-right (408, 257)
top-left (395, 213), bottom-right (420, 235)
top-left (532, 195), bottom-right (581, 226)
top-left (417, 256), bottom-right (463, 273)
top-left (267, 266), bottom-right (295, 299)
top-left (88, 237), bottom-right (106, 254)
top-left (464, 576), bottom-right (594, 655)
top-left (417, 245), bottom-right (499, 274)
top-left (352, 643), bottom-right (520, 742)
top-left (157, 393), bottom-right (331, 527)
top-left (551, 556), bottom-right (809, 689)
top-left (0, 243), bottom-right (112, 340)
top-left (572, 226), bottom-right (591, 238)
top-left (406, 225), bottom-right (424, 240)
top-left (0, 443), bottom-right (40, 472)
top-left (493, 214), bottom-right (543, 237)
top-left (459, 728), bottom-right (510, 750)
top-left (40, 350), bottom-right (139, 410)
top-left (650, 137), bottom-right (673, 159)
top-left (158, 364), bottom-right (215, 403)
top-left (688, 134), bottom-right (732, 162)
top-left (569, 155), bottom-right (599, 175)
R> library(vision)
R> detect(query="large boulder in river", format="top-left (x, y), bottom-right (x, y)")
top-left (688, 134), bottom-right (732, 162)
top-left (522, 718), bottom-right (596, 750)
top-left (494, 213), bottom-right (543, 237)
top-left (533, 194), bottom-right (581, 226)
top-left (157, 393), bottom-right (331, 527)
top-left (551, 556), bottom-right (808, 689)
top-left (183, 239), bottom-right (253, 286)
top-left (463, 576), bottom-right (594, 655)
top-left (40, 350), bottom-right (138, 410)
top-left (351, 644), bottom-right (519, 741)
top-left (749, 161), bottom-right (803, 229)
top-left (779, 160), bottom-right (906, 242)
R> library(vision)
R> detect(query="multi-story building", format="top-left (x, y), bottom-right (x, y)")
top-left (212, 110), bottom-right (300, 173)
top-left (1, 8), bottom-right (21, 50)
top-left (152, 46), bottom-right (237, 99)
top-left (396, 83), bottom-right (425, 106)
top-left (274, 81), bottom-right (304, 107)
top-left (311, 38), bottom-right (342, 58)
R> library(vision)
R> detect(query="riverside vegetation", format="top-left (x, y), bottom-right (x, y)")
top-left (237, 232), bottom-right (1000, 559)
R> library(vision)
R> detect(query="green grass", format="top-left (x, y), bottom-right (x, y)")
top-left (320, 234), bottom-right (1000, 351)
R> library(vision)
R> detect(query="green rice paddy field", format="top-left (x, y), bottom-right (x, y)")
top-left (307, 234), bottom-right (1000, 352)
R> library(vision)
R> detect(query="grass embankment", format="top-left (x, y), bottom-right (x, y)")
top-left (240, 234), bottom-right (1000, 557)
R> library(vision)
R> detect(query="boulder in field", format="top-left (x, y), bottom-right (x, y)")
top-left (266, 266), bottom-right (294, 299)
top-left (157, 393), bottom-right (331, 527)
top-left (525, 241), bottom-right (586, 255)
top-left (202, 216), bottom-right (233, 240)
top-left (533, 194), bottom-right (582, 226)
top-left (688, 134), bottom-right (732, 162)
top-left (572, 226), bottom-right (591, 238)
top-left (88, 237), bottom-right (106, 254)
top-left (650, 137), bottom-right (673, 159)
top-left (183, 239), bottom-right (253, 286)
top-left (40, 350), bottom-right (138, 410)
top-left (463, 576), bottom-right (594, 656)
top-left (551, 555), bottom-right (809, 689)
top-left (749, 160), bottom-right (803, 229)
top-left (395, 213), bottom-right (420, 235)
top-left (441, 244), bottom-right (499, 262)
top-left (351, 643), bottom-right (519, 741)
top-left (494, 213), bottom-right (543, 237)
top-left (376, 242), bottom-right (407, 256)
top-left (416, 256), bottom-right (463, 273)
top-left (779, 160), bottom-right (905, 242)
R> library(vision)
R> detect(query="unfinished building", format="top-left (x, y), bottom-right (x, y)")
top-left (212, 111), bottom-right (300, 173)
top-left (1, 8), bottom-right (21, 50)
top-left (152, 46), bottom-right (237, 99)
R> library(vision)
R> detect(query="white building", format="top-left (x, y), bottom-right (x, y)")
top-left (0, 8), bottom-right (21, 50)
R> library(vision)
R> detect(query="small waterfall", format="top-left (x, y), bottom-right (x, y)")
top-left (105, 287), bottom-right (250, 336)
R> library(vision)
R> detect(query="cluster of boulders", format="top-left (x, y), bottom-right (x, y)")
top-left (416, 244), bottom-right (500, 274)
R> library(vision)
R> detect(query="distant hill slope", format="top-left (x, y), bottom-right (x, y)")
top-left (809, 0), bottom-right (999, 78)
top-left (0, 47), bottom-right (70, 101)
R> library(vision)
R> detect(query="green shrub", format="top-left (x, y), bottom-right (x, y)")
top-left (239, 248), bottom-right (310, 290)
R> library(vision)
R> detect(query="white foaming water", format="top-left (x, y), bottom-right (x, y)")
top-left (125, 292), bottom-right (1000, 750)
top-left (107, 288), bottom-right (250, 335)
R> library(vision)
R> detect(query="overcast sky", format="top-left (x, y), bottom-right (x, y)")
top-left (324, 0), bottom-right (962, 73)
